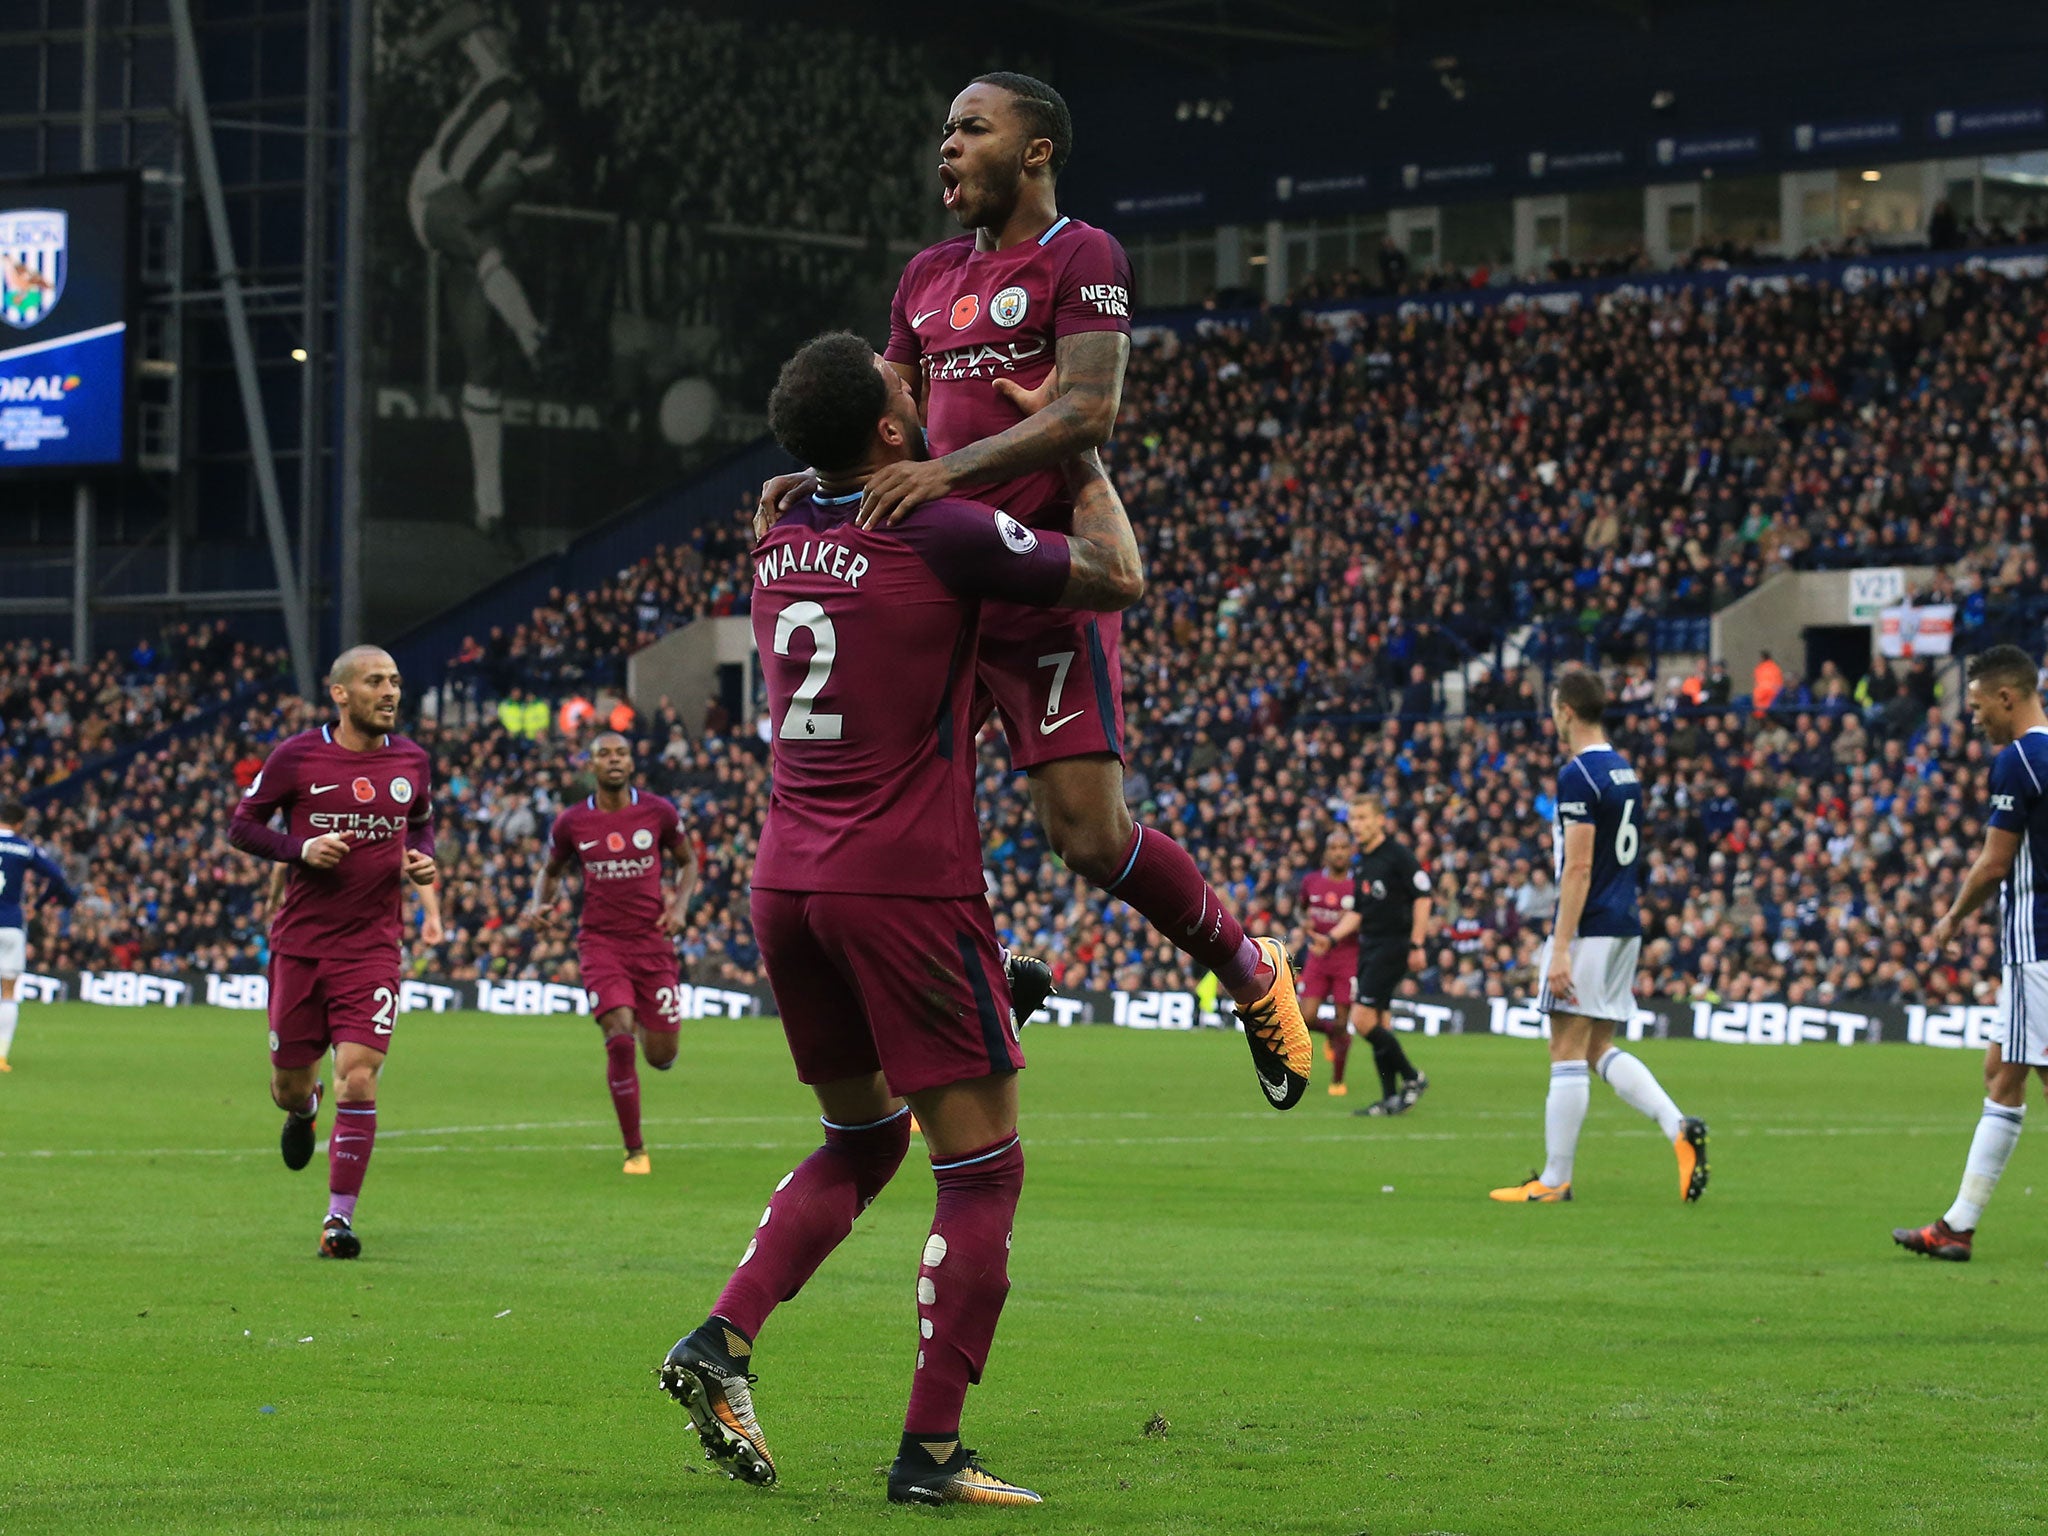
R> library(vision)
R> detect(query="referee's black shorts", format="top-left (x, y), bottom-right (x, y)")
top-left (1355, 939), bottom-right (1410, 1010)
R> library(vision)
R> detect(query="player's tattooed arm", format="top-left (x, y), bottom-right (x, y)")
top-left (1055, 450), bottom-right (1145, 612)
top-left (1930, 826), bottom-right (2020, 951)
top-left (858, 331), bottom-right (1129, 529)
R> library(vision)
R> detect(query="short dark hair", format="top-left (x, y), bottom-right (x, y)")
top-left (1554, 668), bottom-right (1608, 724)
top-left (766, 332), bottom-right (886, 474)
top-left (973, 71), bottom-right (1072, 176)
top-left (0, 799), bottom-right (25, 826)
top-left (1966, 643), bottom-right (2040, 696)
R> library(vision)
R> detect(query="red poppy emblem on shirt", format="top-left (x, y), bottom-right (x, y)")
top-left (606, 831), bottom-right (625, 853)
top-left (950, 294), bottom-right (980, 330)
top-left (352, 777), bottom-right (375, 802)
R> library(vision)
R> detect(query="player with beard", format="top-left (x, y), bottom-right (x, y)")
top-left (228, 647), bottom-right (440, 1258)
top-left (523, 731), bottom-right (697, 1175)
top-left (1894, 645), bottom-right (2048, 1261)
top-left (660, 331), bottom-right (1144, 1506)
top-left (758, 74), bottom-right (1309, 1110)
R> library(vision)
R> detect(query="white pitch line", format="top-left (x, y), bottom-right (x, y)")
top-left (0, 1121), bottom-right (1971, 1161)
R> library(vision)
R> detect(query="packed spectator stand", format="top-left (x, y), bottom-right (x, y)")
top-left (8, 258), bottom-right (2048, 1011)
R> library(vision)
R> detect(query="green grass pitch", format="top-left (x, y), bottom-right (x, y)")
top-left (3, 1004), bottom-right (2046, 1534)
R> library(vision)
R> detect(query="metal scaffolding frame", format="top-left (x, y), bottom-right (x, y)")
top-left (0, 0), bottom-right (349, 698)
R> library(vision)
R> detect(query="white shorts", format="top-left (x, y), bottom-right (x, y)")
top-left (1537, 934), bottom-right (1640, 1023)
top-left (1998, 961), bottom-right (2048, 1068)
top-left (0, 927), bottom-right (24, 981)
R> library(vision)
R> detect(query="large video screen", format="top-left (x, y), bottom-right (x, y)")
top-left (0, 174), bottom-right (135, 474)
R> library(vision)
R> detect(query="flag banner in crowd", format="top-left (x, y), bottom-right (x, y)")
top-left (1876, 604), bottom-right (1957, 657)
top-left (27, 971), bottom-right (2005, 1051)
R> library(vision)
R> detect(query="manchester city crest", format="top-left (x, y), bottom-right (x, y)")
top-left (0, 209), bottom-right (66, 331)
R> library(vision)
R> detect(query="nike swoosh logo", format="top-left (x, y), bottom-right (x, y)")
top-left (310, 784), bottom-right (337, 795)
top-left (1256, 1065), bottom-right (1292, 1104)
top-left (1039, 711), bottom-right (1083, 735)
top-left (911, 307), bottom-right (943, 327)
top-left (578, 840), bottom-right (599, 850)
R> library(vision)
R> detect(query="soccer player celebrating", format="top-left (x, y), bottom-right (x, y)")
top-left (1328, 794), bottom-right (1431, 1116)
top-left (1491, 670), bottom-right (1707, 1204)
top-left (1297, 825), bottom-right (1358, 1095)
top-left (523, 731), bottom-right (697, 1175)
top-left (759, 72), bottom-right (1310, 1110)
top-left (228, 646), bottom-right (439, 1258)
top-left (1894, 644), bottom-right (2048, 1262)
top-left (0, 799), bottom-right (76, 1072)
top-left (659, 331), bottom-right (1143, 1506)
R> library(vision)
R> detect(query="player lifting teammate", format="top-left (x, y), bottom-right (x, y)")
top-left (1894, 644), bottom-right (2048, 1261)
top-left (759, 73), bottom-right (1311, 1110)
top-left (659, 331), bottom-right (1143, 1506)
top-left (523, 731), bottom-right (697, 1175)
top-left (1491, 670), bottom-right (1707, 1204)
top-left (228, 647), bottom-right (440, 1258)
top-left (0, 800), bottom-right (77, 1072)
top-left (1327, 795), bottom-right (1431, 1115)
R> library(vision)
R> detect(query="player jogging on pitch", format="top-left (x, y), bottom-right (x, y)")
top-left (1894, 644), bottom-right (2048, 1261)
top-left (0, 799), bottom-right (77, 1072)
top-left (1327, 794), bottom-right (1431, 1116)
top-left (523, 731), bottom-right (697, 1175)
top-left (1491, 669), bottom-right (1708, 1204)
top-left (228, 646), bottom-right (440, 1258)
top-left (1297, 825), bottom-right (1358, 1096)
top-left (659, 331), bottom-right (1143, 1506)
top-left (758, 72), bottom-right (1311, 1110)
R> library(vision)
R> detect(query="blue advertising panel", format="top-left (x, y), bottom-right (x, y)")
top-left (0, 174), bottom-right (135, 474)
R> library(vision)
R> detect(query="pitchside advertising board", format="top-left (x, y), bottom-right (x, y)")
top-left (20, 970), bottom-right (2010, 1050)
top-left (0, 174), bottom-right (136, 474)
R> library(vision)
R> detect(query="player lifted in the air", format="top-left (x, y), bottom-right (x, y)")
top-left (761, 73), bottom-right (1309, 1108)
top-left (1894, 644), bottom-right (2048, 1262)
top-left (522, 731), bottom-right (697, 1175)
top-left (660, 331), bottom-right (1144, 1506)
top-left (0, 799), bottom-right (77, 1072)
top-left (1491, 670), bottom-right (1707, 1205)
top-left (228, 646), bottom-right (440, 1258)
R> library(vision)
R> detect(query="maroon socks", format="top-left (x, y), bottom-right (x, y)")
top-left (605, 1031), bottom-right (643, 1152)
top-left (1104, 826), bottom-right (1264, 997)
top-left (710, 1107), bottom-right (913, 1339)
top-left (903, 1134), bottom-right (1025, 1439)
top-left (327, 1099), bottom-right (376, 1224)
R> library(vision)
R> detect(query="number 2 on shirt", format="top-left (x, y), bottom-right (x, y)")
top-left (774, 601), bottom-right (844, 742)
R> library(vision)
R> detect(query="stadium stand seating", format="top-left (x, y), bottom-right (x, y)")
top-left (7, 261), bottom-right (2046, 1005)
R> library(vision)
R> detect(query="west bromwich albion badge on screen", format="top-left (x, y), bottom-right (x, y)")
top-left (0, 209), bottom-right (67, 331)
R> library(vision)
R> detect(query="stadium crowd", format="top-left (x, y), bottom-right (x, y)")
top-left (0, 622), bottom-right (289, 792)
top-left (7, 262), bottom-right (2048, 1008)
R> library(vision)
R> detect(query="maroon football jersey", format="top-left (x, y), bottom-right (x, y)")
top-left (751, 492), bottom-right (1074, 896)
top-left (548, 790), bottom-right (686, 941)
top-left (1301, 870), bottom-right (1355, 940)
top-left (885, 217), bottom-right (1132, 529)
top-left (228, 725), bottom-right (435, 960)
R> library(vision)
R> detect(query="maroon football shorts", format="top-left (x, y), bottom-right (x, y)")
top-left (974, 600), bottom-right (1126, 770)
top-left (1297, 954), bottom-right (1356, 1016)
top-left (749, 888), bottom-right (1023, 1098)
top-left (579, 935), bottom-right (684, 1031)
top-left (267, 952), bottom-right (402, 1068)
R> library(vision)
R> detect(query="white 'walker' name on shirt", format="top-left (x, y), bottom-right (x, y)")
top-left (754, 538), bottom-right (870, 592)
